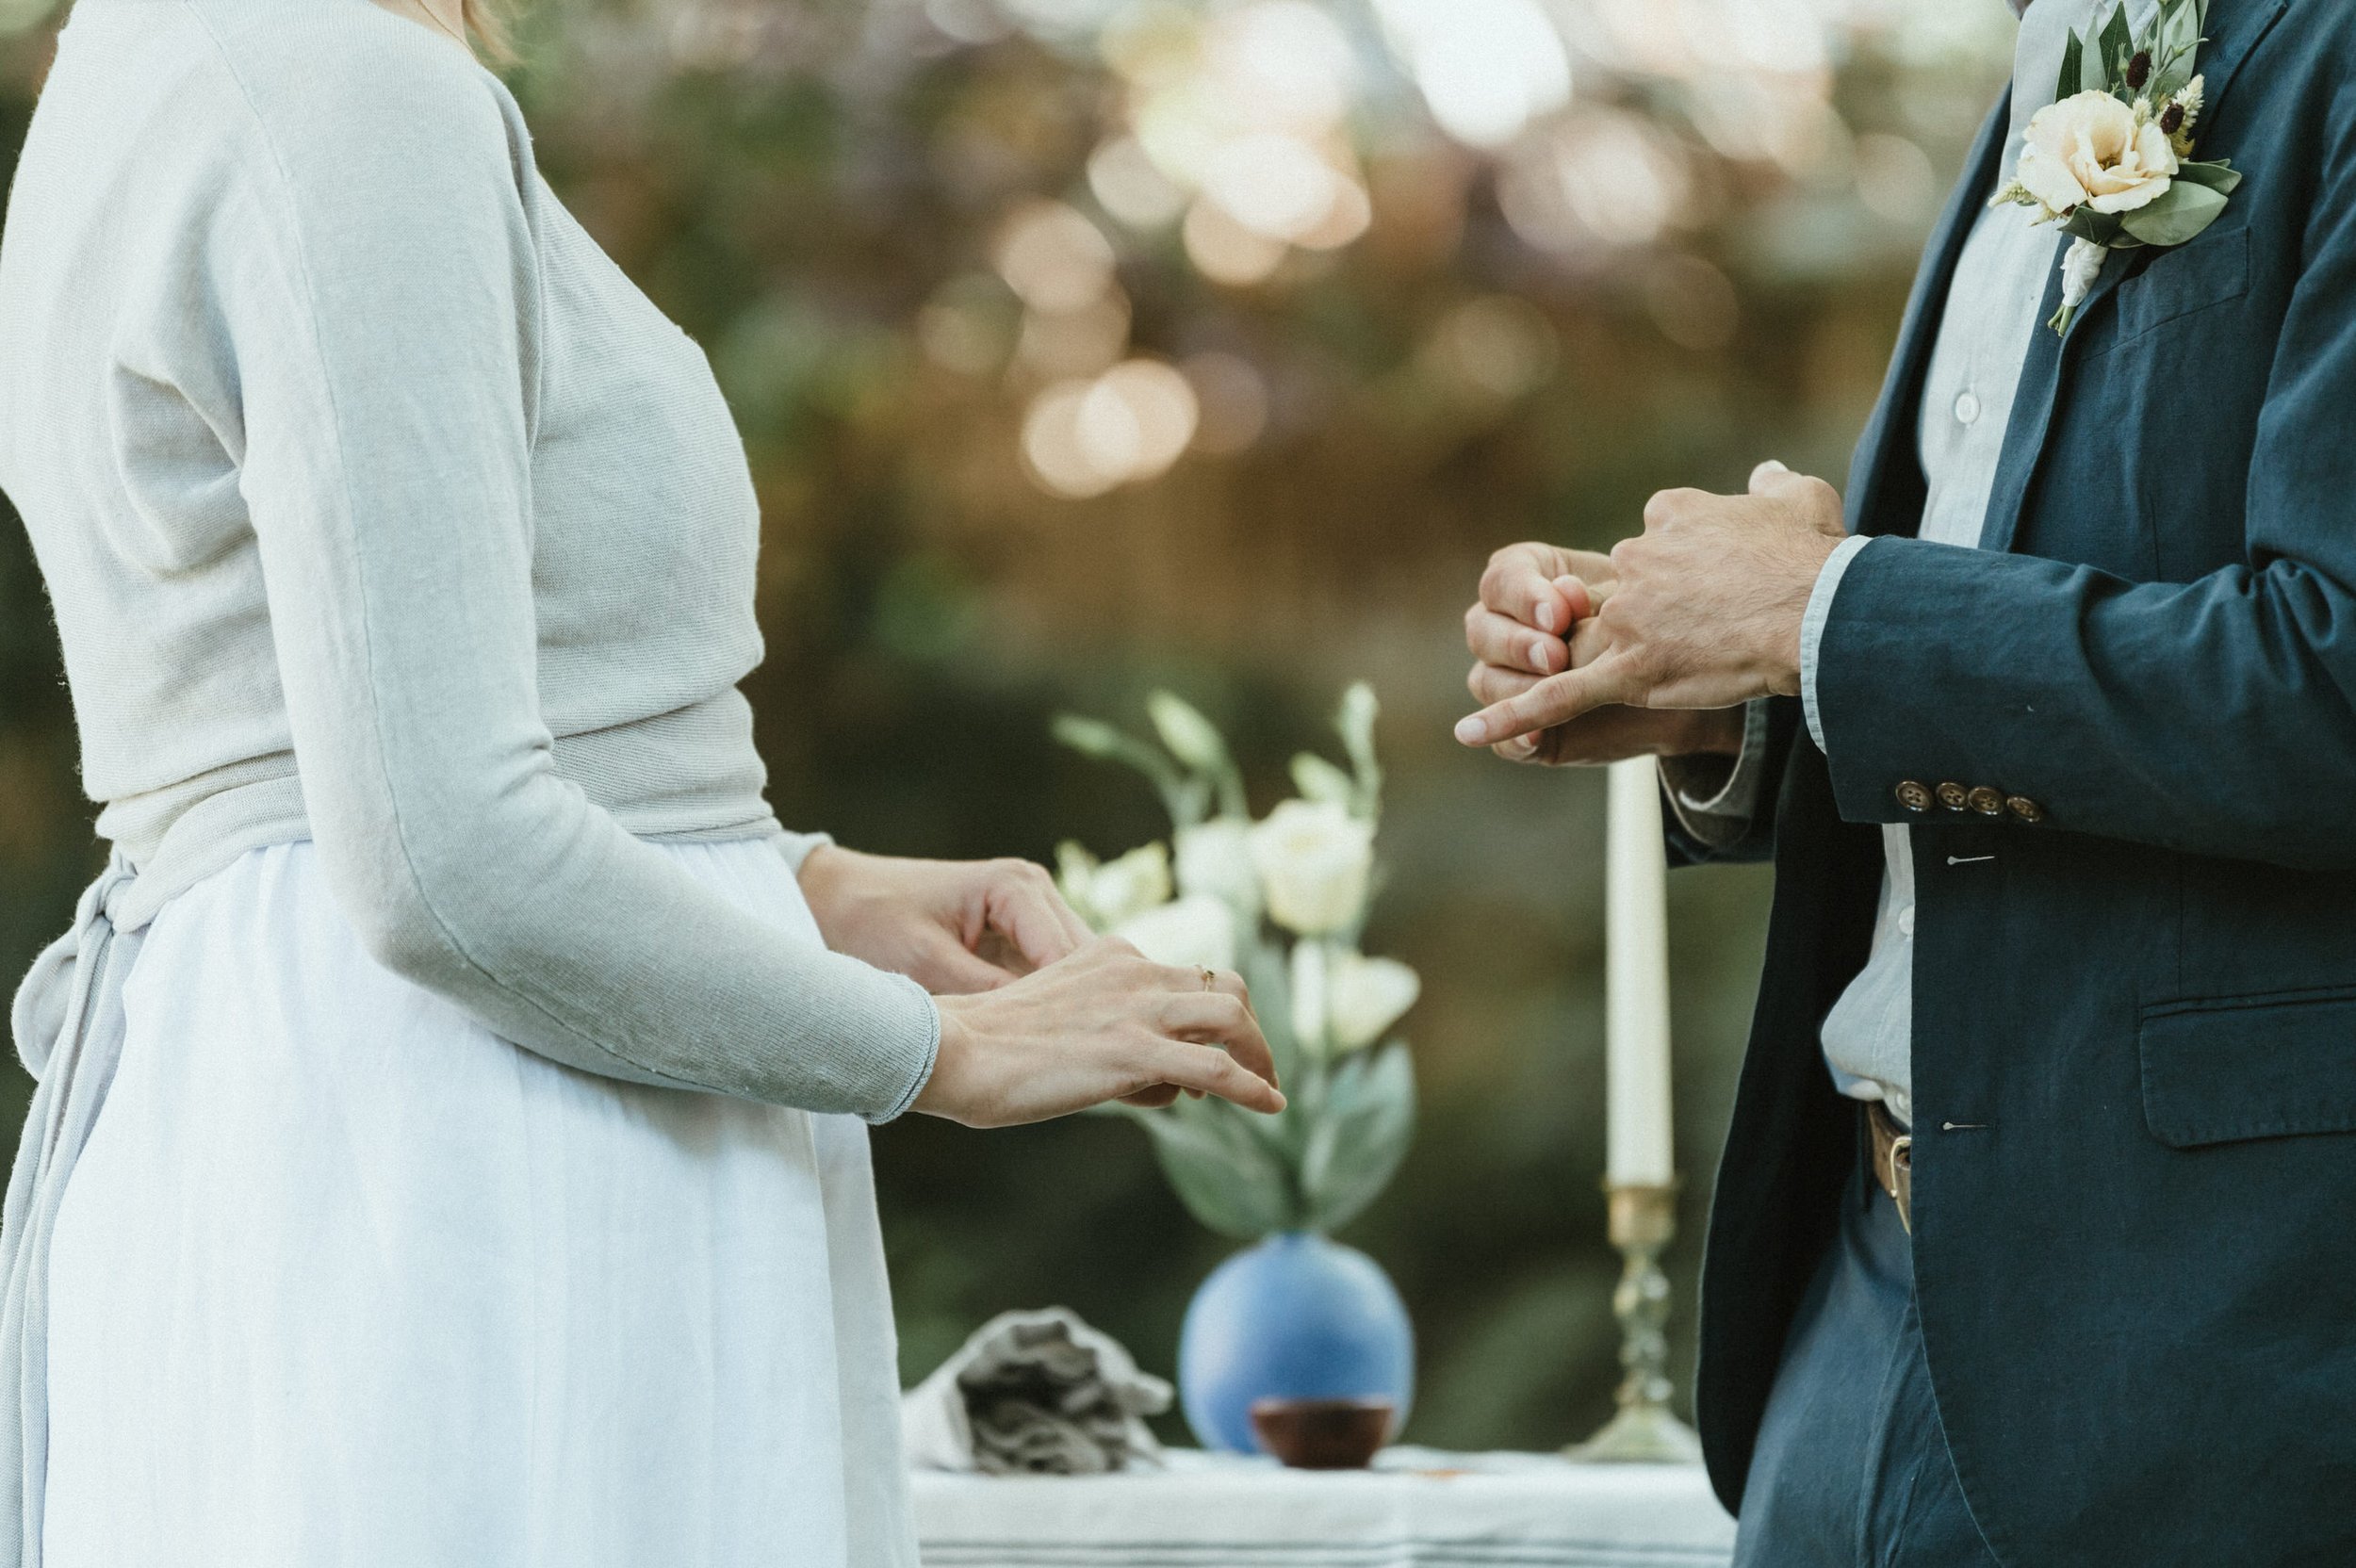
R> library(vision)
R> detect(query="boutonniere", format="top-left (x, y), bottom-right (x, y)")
top-left (1991, 0), bottom-right (2242, 335)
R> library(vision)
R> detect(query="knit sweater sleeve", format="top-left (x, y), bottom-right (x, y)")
top-left (203, 18), bottom-right (938, 1120)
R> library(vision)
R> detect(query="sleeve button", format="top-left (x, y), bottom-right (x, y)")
top-left (1968, 786), bottom-right (2005, 816)
top-left (1936, 782), bottom-right (1971, 810)
top-left (1896, 780), bottom-right (1934, 812)
top-left (2007, 795), bottom-right (2045, 824)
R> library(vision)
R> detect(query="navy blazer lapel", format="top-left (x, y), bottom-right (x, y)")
top-left (1978, 0), bottom-right (2289, 556)
top-left (1843, 91), bottom-right (2011, 543)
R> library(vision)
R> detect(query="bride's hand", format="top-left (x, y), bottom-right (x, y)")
top-left (796, 846), bottom-right (1092, 993)
top-left (917, 940), bottom-right (1285, 1128)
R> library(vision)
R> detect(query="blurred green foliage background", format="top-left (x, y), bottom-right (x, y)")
top-left (0, 0), bottom-right (2007, 1450)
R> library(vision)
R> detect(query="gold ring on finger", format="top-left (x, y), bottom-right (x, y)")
top-left (1200, 967), bottom-right (1217, 991)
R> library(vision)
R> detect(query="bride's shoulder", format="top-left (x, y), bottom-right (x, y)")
top-left (171, 0), bottom-right (530, 193)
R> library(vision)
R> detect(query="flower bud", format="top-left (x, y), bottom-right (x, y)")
top-left (2160, 102), bottom-right (2185, 136)
top-left (2127, 50), bottom-right (2151, 90)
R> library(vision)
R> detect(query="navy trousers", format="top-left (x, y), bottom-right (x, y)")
top-left (1727, 1152), bottom-right (1999, 1568)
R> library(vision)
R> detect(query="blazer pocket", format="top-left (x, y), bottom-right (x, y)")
top-left (2115, 226), bottom-right (2250, 345)
top-left (2138, 988), bottom-right (2356, 1149)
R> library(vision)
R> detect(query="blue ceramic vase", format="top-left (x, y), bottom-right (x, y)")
top-left (1177, 1232), bottom-right (1415, 1454)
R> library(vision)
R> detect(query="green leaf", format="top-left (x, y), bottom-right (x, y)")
top-left (2060, 207), bottom-right (2128, 246)
top-left (2098, 3), bottom-right (2135, 90)
top-left (1053, 713), bottom-right (1211, 828)
top-left (2119, 179), bottom-right (2228, 246)
top-left (1133, 1101), bottom-right (1300, 1239)
top-left (2083, 26), bottom-right (2114, 94)
top-left (1146, 693), bottom-right (1248, 819)
top-left (2057, 28), bottom-right (2086, 104)
top-left (1236, 934), bottom-right (1308, 1103)
top-left (2173, 159), bottom-right (2242, 196)
top-left (1298, 1045), bottom-right (1416, 1234)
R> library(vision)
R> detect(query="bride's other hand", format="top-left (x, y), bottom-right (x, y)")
top-left (918, 940), bottom-right (1285, 1128)
top-left (796, 847), bottom-right (1094, 994)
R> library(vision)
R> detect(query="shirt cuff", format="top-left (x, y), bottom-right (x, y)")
top-left (1660, 700), bottom-right (1772, 851)
top-left (1801, 534), bottom-right (1875, 757)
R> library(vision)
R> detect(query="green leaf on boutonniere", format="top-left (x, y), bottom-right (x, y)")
top-left (2083, 29), bottom-right (2114, 95)
top-left (2157, 0), bottom-right (2201, 59)
top-left (2061, 206), bottom-right (2130, 248)
top-left (2099, 3), bottom-right (2136, 92)
top-left (2174, 159), bottom-right (2243, 196)
top-left (2058, 28), bottom-right (2086, 104)
top-left (2121, 179), bottom-right (2230, 246)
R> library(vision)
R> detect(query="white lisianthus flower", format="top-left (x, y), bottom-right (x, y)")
top-left (1326, 952), bottom-right (1422, 1053)
top-left (1174, 817), bottom-right (1262, 916)
top-left (1059, 841), bottom-right (1172, 928)
top-left (1116, 895), bottom-right (1238, 972)
top-left (1251, 799), bottom-right (1375, 937)
top-left (2019, 90), bottom-right (2180, 217)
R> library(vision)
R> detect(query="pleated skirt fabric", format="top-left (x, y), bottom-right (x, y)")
top-left (37, 839), bottom-right (917, 1568)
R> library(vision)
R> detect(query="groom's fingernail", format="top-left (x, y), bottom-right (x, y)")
top-left (1530, 638), bottom-right (1554, 671)
top-left (1534, 601), bottom-right (1560, 632)
top-left (1455, 714), bottom-right (1490, 744)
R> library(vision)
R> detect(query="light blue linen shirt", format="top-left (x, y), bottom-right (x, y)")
top-left (1677, 0), bottom-right (2144, 1125)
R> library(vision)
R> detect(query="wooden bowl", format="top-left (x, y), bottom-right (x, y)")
top-left (1249, 1396), bottom-right (1396, 1470)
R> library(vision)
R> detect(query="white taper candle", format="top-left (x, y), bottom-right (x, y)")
top-left (1604, 758), bottom-right (1675, 1187)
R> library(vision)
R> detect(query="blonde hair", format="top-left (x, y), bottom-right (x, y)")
top-left (464, 0), bottom-right (517, 65)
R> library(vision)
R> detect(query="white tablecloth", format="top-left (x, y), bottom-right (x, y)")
top-left (912, 1448), bottom-right (1737, 1568)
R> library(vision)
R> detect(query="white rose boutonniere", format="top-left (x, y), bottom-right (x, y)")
top-left (1992, 0), bottom-right (2241, 335)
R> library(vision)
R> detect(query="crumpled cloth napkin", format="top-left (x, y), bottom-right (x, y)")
top-left (903, 1307), bottom-right (1172, 1475)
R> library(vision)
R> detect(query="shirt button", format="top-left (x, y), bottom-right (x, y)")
top-left (1898, 906), bottom-right (1917, 937)
top-left (1955, 390), bottom-right (1983, 425)
top-left (1968, 786), bottom-right (2006, 816)
top-left (1896, 780), bottom-right (1934, 812)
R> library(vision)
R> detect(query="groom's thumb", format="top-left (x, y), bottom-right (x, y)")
top-left (1748, 458), bottom-right (1793, 496)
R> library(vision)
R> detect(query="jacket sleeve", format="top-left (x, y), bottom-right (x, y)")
top-left (214, 33), bottom-right (939, 1119)
top-left (1811, 142), bottom-right (2356, 872)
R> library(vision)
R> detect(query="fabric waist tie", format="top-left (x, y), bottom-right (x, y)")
top-left (2, 851), bottom-right (146, 1568)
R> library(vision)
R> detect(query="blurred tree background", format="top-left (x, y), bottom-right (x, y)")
top-left (0, 0), bottom-right (2008, 1450)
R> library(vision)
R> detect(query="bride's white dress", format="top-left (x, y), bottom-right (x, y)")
top-left (40, 840), bottom-right (917, 1566)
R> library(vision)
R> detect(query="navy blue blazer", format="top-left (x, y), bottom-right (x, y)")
top-left (1676, 1), bottom-right (2356, 1560)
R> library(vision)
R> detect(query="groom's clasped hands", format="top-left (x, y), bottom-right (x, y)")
top-left (1457, 461), bottom-right (1849, 762)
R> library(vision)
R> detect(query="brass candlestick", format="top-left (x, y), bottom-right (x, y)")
top-left (1567, 1180), bottom-right (1703, 1463)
